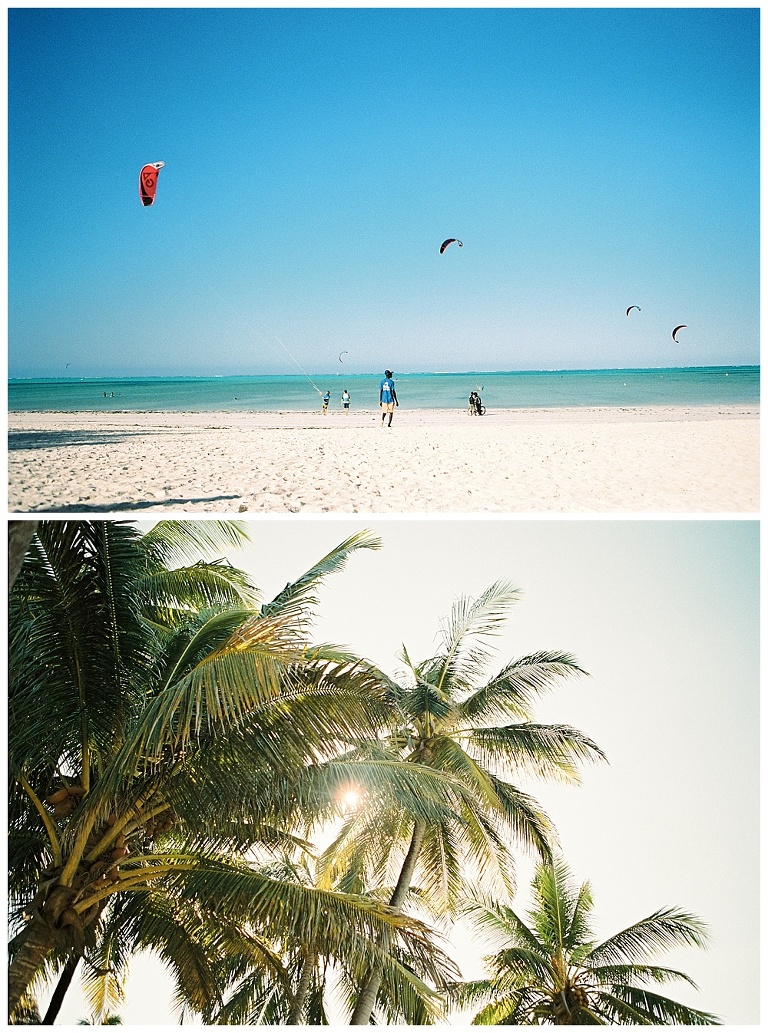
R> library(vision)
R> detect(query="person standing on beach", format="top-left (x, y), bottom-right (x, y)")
top-left (342, 388), bottom-right (351, 413)
top-left (322, 390), bottom-right (331, 414)
top-left (379, 370), bottom-right (398, 427)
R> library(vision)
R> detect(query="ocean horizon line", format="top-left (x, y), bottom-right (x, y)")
top-left (9, 366), bottom-right (759, 413)
top-left (8, 363), bottom-right (760, 383)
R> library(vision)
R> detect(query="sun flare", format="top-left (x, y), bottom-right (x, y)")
top-left (339, 787), bottom-right (363, 811)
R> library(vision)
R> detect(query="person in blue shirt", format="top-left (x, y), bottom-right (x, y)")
top-left (322, 390), bottom-right (331, 414)
top-left (379, 370), bottom-right (398, 427)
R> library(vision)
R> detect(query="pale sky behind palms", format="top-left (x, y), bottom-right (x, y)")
top-left (49, 517), bottom-right (759, 1025)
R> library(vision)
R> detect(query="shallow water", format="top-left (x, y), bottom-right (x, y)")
top-left (8, 366), bottom-right (759, 413)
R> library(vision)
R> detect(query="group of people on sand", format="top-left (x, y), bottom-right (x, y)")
top-left (321, 388), bottom-right (351, 414)
top-left (468, 390), bottom-right (485, 415)
top-left (320, 373), bottom-right (485, 424)
top-left (320, 371), bottom-right (400, 426)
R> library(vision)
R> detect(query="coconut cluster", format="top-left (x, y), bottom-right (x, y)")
top-left (551, 984), bottom-right (590, 1021)
top-left (45, 784), bottom-right (85, 819)
top-left (44, 785), bottom-right (177, 886)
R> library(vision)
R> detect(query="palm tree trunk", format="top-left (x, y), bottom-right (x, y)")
top-left (8, 520), bottom-right (38, 589)
top-left (42, 955), bottom-right (80, 1024)
top-left (349, 818), bottom-right (427, 1025)
top-left (8, 919), bottom-right (55, 1019)
top-left (288, 947), bottom-right (317, 1024)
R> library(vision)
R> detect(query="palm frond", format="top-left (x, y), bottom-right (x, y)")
top-left (434, 581), bottom-right (522, 694)
top-left (80, 950), bottom-right (125, 1025)
top-left (585, 962), bottom-right (701, 990)
top-left (470, 990), bottom-right (528, 1025)
top-left (468, 722), bottom-right (606, 783)
top-left (481, 773), bottom-right (557, 861)
top-left (445, 976), bottom-right (496, 1010)
top-left (531, 856), bottom-right (578, 953)
top-left (455, 651), bottom-right (588, 726)
top-left (9, 522), bottom-right (151, 776)
top-left (597, 986), bottom-right (720, 1025)
top-left (459, 893), bottom-right (547, 958)
top-left (416, 819), bottom-right (463, 913)
top-left (138, 562), bottom-right (261, 623)
top-left (586, 908), bottom-right (711, 967)
top-left (138, 520), bottom-right (251, 567)
top-left (165, 857), bottom-right (446, 982)
top-left (566, 873), bottom-right (596, 952)
top-left (259, 530), bottom-right (382, 625)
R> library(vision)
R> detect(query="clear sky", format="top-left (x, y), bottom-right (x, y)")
top-left (48, 516), bottom-right (759, 1025)
top-left (8, 6), bottom-right (759, 379)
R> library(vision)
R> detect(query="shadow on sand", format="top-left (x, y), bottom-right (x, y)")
top-left (21, 495), bottom-right (242, 513)
top-left (8, 429), bottom-right (149, 451)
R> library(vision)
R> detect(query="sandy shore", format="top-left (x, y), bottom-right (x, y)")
top-left (7, 405), bottom-right (759, 514)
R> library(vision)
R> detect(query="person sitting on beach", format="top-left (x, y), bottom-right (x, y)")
top-left (342, 388), bottom-right (350, 412)
top-left (379, 370), bottom-right (398, 427)
top-left (322, 390), bottom-right (331, 414)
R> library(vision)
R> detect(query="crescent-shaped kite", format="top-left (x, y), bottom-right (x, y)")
top-left (439, 238), bottom-right (463, 254)
top-left (338, 351), bottom-right (348, 363)
top-left (672, 324), bottom-right (687, 343)
top-left (139, 162), bottom-right (165, 206)
top-left (626, 305), bottom-right (641, 316)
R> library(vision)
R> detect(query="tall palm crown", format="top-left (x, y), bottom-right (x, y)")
top-left (8, 520), bottom-right (450, 1022)
top-left (341, 581), bottom-right (606, 1024)
top-left (451, 856), bottom-right (719, 1025)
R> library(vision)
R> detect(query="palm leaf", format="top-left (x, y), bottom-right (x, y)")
top-left (481, 773), bottom-right (557, 860)
top-left (138, 520), bottom-right (251, 567)
top-left (468, 722), bottom-right (606, 782)
top-left (585, 961), bottom-right (700, 989)
top-left (598, 986), bottom-right (720, 1024)
top-left (459, 893), bottom-right (547, 958)
top-left (455, 651), bottom-right (588, 726)
top-left (586, 908), bottom-right (711, 967)
top-left (434, 581), bottom-right (522, 694)
top-left (138, 562), bottom-right (261, 624)
top-left (259, 530), bottom-right (382, 625)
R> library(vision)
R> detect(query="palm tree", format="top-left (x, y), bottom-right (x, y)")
top-left (450, 855), bottom-right (719, 1024)
top-left (342, 581), bottom-right (606, 1025)
top-left (8, 520), bottom-right (451, 1021)
top-left (208, 853), bottom-right (455, 1025)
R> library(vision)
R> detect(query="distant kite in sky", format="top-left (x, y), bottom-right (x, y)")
top-left (672, 324), bottom-right (687, 343)
top-left (626, 305), bottom-right (641, 316)
top-left (338, 350), bottom-right (348, 363)
top-left (139, 162), bottom-right (165, 206)
top-left (440, 238), bottom-right (463, 254)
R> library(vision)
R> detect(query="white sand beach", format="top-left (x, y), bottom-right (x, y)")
top-left (7, 405), bottom-right (759, 514)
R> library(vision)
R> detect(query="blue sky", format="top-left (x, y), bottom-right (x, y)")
top-left (9, 6), bottom-right (759, 378)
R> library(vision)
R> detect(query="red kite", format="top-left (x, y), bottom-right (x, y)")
top-left (139, 162), bottom-right (165, 206)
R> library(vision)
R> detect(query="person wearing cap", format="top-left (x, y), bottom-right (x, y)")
top-left (379, 370), bottom-right (398, 427)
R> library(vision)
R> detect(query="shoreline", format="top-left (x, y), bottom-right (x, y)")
top-left (7, 402), bottom-right (759, 425)
top-left (8, 405), bottom-right (759, 514)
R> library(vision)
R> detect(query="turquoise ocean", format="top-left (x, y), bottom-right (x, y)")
top-left (8, 367), bottom-right (759, 413)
